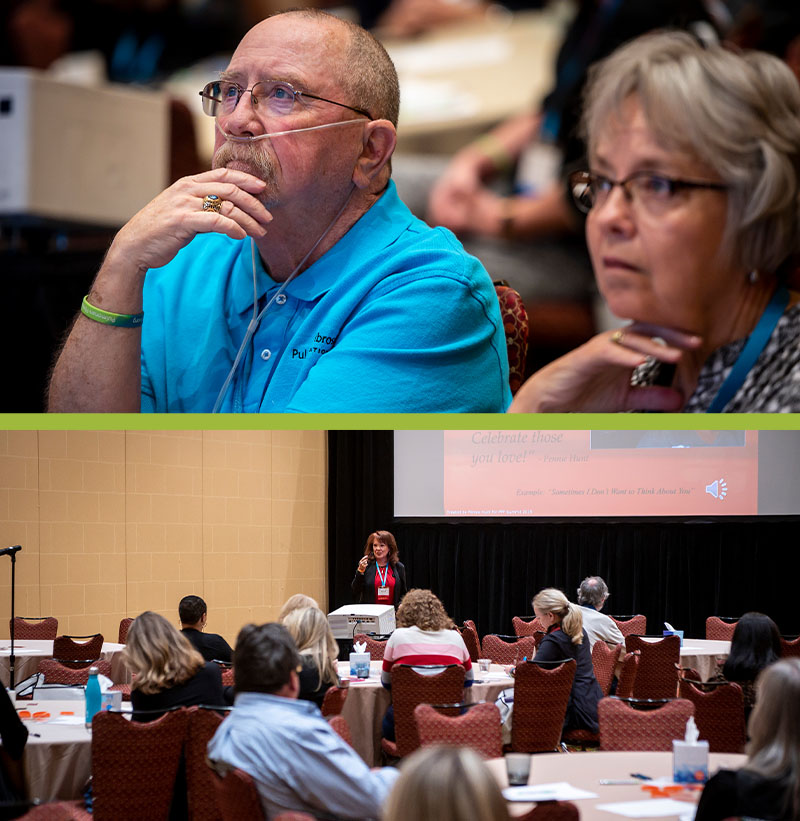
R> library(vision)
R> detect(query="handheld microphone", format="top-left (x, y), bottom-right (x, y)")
top-left (0, 545), bottom-right (22, 557)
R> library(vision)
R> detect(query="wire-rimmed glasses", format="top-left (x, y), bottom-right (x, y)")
top-left (568, 169), bottom-right (727, 215)
top-left (199, 79), bottom-right (372, 120)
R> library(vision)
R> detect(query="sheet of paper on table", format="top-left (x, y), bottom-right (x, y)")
top-left (595, 798), bottom-right (697, 818)
top-left (504, 782), bottom-right (598, 802)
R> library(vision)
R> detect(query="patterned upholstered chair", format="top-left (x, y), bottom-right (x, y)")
top-left (512, 616), bottom-right (546, 638)
top-left (459, 621), bottom-right (481, 662)
top-left (481, 635), bottom-right (536, 666)
top-left (494, 281), bottom-right (529, 395)
top-left (625, 635), bottom-right (680, 700)
top-left (353, 633), bottom-right (388, 661)
top-left (213, 662), bottom-right (234, 688)
top-left (381, 664), bottom-right (466, 759)
top-left (185, 706), bottom-right (226, 821)
top-left (516, 801), bottom-right (580, 821)
top-left (704, 616), bottom-right (738, 641)
top-left (415, 701), bottom-right (503, 759)
top-left (328, 715), bottom-right (353, 747)
top-left (211, 767), bottom-right (266, 821)
top-left (38, 658), bottom-right (112, 685)
top-left (52, 634), bottom-right (104, 669)
top-left (91, 707), bottom-right (190, 819)
top-left (609, 615), bottom-right (647, 637)
top-left (511, 659), bottom-right (576, 753)
top-left (118, 618), bottom-right (134, 644)
top-left (678, 679), bottom-right (745, 753)
top-left (592, 641), bottom-right (622, 697)
top-left (598, 697), bottom-right (694, 751)
top-left (11, 617), bottom-right (58, 640)
top-left (321, 685), bottom-right (348, 717)
top-left (615, 651), bottom-right (640, 698)
top-left (780, 635), bottom-right (800, 658)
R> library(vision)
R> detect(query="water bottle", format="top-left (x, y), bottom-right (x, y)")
top-left (85, 666), bottom-right (101, 729)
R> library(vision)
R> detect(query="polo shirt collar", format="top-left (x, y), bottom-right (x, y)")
top-left (231, 181), bottom-right (410, 316)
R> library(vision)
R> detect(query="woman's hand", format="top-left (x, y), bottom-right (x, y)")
top-left (509, 323), bottom-right (702, 413)
top-left (357, 556), bottom-right (369, 575)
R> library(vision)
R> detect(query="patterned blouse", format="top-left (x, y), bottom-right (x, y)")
top-left (632, 303), bottom-right (800, 412)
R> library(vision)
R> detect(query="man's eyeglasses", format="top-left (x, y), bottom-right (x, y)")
top-left (199, 79), bottom-right (372, 120)
top-left (568, 170), bottom-right (727, 215)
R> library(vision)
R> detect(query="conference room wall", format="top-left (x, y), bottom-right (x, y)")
top-left (0, 430), bottom-right (326, 645)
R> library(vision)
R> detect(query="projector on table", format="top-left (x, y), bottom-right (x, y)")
top-left (327, 604), bottom-right (396, 640)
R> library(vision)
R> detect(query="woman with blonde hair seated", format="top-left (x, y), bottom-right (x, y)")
top-left (531, 588), bottom-right (602, 732)
top-left (510, 31), bottom-right (800, 412)
top-left (383, 746), bottom-right (510, 821)
top-left (696, 657), bottom-right (800, 821)
top-left (281, 605), bottom-right (339, 708)
top-left (278, 593), bottom-right (319, 622)
top-left (124, 610), bottom-right (225, 720)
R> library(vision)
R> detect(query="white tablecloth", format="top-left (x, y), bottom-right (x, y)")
top-left (0, 640), bottom-right (129, 688)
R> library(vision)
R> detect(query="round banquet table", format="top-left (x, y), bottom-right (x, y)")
top-left (0, 640), bottom-right (129, 688)
top-left (337, 660), bottom-right (513, 766)
top-left (487, 750), bottom-right (747, 820)
top-left (10, 698), bottom-right (129, 801)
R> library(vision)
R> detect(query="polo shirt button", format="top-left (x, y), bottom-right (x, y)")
top-left (275, 294), bottom-right (287, 305)
top-left (260, 349), bottom-right (271, 361)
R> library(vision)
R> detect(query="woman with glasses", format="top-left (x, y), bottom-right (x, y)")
top-left (509, 31), bottom-right (800, 413)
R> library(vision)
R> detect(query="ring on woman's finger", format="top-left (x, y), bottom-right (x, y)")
top-left (202, 194), bottom-right (223, 213)
top-left (610, 329), bottom-right (626, 345)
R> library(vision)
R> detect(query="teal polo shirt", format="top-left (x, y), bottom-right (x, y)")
top-left (141, 181), bottom-right (511, 412)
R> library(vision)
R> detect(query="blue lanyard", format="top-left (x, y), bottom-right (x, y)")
top-left (707, 286), bottom-right (789, 412)
top-left (376, 564), bottom-right (389, 587)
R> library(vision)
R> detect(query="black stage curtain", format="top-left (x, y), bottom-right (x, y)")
top-left (328, 432), bottom-right (799, 639)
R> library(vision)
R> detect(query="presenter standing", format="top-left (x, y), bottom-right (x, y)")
top-left (352, 531), bottom-right (407, 606)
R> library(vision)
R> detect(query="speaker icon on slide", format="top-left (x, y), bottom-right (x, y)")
top-left (705, 479), bottom-right (728, 500)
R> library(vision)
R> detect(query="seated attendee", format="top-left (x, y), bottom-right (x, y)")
top-left (179, 595), bottom-right (233, 663)
top-left (281, 606), bottom-right (339, 708)
top-left (532, 588), bottom-right (602, 733)
top-left (576, 576), bottom-right (624, 649)
top-left (278, 593), bottom-right (319, 622)
top-left (719, 611), bottom-right (782, 719)
top-left (695, 658), bottom-right (800, 821)
top-left (125, 611), bottom-right (225, 720)
top-left (207, 623), bottom-right (399, 819)
top-left (0, 684), bottom-right (28, 819)
top-left (381, 589), bottom-right (473, 740)
top-left (352, 530), bottom-right (407, 606)
top-left (509, 31), bottom-right (800, 412)
top-left (383, 746), bottom-right (511, 821)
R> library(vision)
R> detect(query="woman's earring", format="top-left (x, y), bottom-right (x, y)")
top-left (748, 269), bottom-right (760, 284)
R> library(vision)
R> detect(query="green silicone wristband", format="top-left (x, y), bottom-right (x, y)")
top-left (81, 296), bottom-right (143, 328)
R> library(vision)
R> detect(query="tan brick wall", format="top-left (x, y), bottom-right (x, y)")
top-left (0, 430), bottom-right (327, 646)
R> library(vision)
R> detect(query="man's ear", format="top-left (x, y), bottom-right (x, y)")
top-left (352, 120), bottom-right (397, 189)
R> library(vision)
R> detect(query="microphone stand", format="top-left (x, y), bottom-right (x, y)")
top-left (2, 545), bottom-right (22, 690)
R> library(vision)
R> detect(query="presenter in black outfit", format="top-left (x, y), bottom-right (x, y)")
top-left (351, 530), bottom-right (407, 606)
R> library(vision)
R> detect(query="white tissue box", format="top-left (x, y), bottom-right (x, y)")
top-left (349, 652), bottom-right (370, 678)
top-left (673, 739), bottom-right (709, 783)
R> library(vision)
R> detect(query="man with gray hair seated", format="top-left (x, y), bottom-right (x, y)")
top-left (576, 576), bottom-right (624, 650)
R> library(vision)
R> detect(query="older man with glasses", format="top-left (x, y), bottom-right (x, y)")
top-left (49, 9), bottom-right (510, 413)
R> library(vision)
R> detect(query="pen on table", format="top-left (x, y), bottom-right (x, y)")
top-left (630, 773), bottom-right (652, 781)
top-left (599, 779), bottom-right (641, 785)
top-left (30, 732), bottom-right (41, 737)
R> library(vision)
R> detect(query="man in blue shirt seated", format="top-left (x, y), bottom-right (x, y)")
top-left (207, 622), bottom-right (399, 819)
top-left (48, 9), bottom-right (510, 413)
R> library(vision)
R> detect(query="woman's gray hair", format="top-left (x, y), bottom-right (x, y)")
top-left (582, 31), bottom-right (800, 273)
